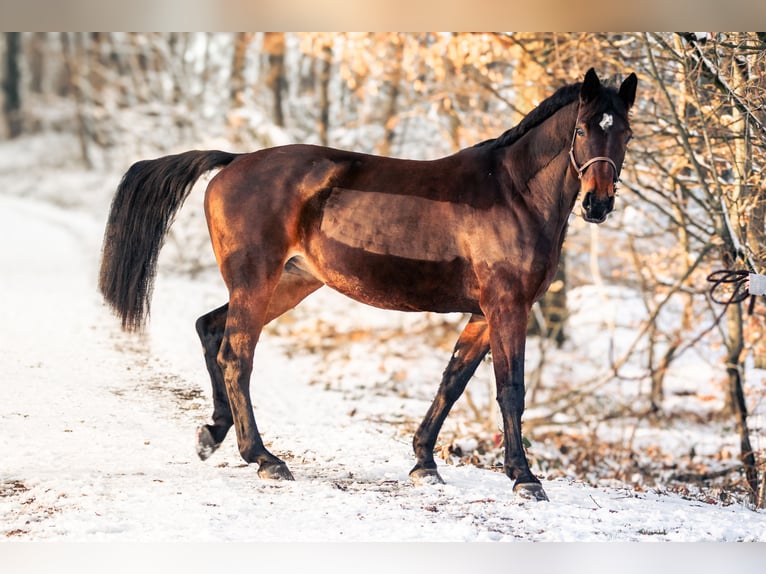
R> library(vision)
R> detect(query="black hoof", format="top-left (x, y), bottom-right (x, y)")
top-left (409, 466), bottom-right (445, 486)
top-left (195, 425), bottom-right (221, 461)
top-left (258, 461), bottom-right (295, 481)
top-left (513, 482), bottom-right (549, 501)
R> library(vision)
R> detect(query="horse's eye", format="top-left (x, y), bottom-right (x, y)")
top-left (576, 128), bottom-right (585, 137)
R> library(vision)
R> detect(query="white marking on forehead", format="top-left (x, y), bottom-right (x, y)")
top-left (599, 113), bottom-right (614, 132)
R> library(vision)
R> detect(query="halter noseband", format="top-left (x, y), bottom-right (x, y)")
top-left (568, 125), bottom-right (619, 183)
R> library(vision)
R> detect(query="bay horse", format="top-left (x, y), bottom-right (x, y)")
top-left (99, 68), bottom-right (637, 501)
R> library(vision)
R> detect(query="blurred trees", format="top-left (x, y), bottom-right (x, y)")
top-left (1, 32), bottom-right (765, 504)
top-left (633, 32), bottom-right (766, 502)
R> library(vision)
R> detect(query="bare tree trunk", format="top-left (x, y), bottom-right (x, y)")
top-left (263, 32), bottom-right (286, 127)
top-left (445, 103), bottom-right (461, 151)
top-left (376, 35), bottom-right (403, 156)
top-left (167, 33), bottom-right (186, 105)
top-left (3, 32), bottom-right (23, 138)
top-left (56, 33), bottom-right (72, 97)
top-left (199, 33), bottom-right (213, 104)
top-left (649, 337), bottom-right (678, 411)
top-left (127, 32), bottom-right (151, 104)
top-left (87, 32), bottom-right (107, 98)
top-left (724, 301), bottom-right (758, 502)
top-left (28, 32), bottom-right (47, 95)
top-left (317, 41), bottom-right (332, 147)
top-left (230, 32), bottom-right (253, 109)
top-left (60, 32), bottom-right (92, 168)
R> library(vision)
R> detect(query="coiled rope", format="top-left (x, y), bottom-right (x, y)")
top-left (707, 269), bottom-right (756, 315)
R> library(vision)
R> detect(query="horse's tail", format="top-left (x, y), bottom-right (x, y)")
top-left (98, 149), bottom-right (240, 331)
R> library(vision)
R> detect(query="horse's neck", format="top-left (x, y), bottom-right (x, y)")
top-left (499, 102), bottom-right (580, 226)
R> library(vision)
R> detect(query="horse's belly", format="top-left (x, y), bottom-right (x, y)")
top-left (299, 240), bottom-right (480, 314)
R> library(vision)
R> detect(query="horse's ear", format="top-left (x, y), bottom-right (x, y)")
top-left (619, 72), bottom-right (638, 110)
top-left (580, 68), bottom-right (601, 103)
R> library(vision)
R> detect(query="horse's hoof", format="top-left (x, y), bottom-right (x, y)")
top-left (258, 461), bottom-right (295, 481)
top-left (195, 425), bottom-right (220, 461)
top-left (513, 482), bottom-right (549, 501)
top-left (409, 467), bottom-right (445, 486)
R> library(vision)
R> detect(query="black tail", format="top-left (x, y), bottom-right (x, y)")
top-left (98, 150), bottom-right (239, 331)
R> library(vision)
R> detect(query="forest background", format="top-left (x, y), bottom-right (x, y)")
top-left (2, 31), bottom-right (766, 508)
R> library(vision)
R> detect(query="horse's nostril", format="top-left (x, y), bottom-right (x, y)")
top-left (582, 191), bottom-right (615, 224)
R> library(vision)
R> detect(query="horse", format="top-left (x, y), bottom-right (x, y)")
top-left (99, 67), bottom-right (637, 501)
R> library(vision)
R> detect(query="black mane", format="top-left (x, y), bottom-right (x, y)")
top-left (474, 83), bottom-right (582, 150)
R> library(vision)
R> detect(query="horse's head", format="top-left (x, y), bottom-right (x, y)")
top-left (569, 68), bottom-right (637, 224)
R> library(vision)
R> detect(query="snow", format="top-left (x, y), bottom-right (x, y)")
top-left (2, 134), bottom-right (766, 553)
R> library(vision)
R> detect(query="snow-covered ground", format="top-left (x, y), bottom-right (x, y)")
top-left (2, 133), bottom-right (766, 550)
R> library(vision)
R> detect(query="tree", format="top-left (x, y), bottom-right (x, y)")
top-left (3, 32), bottom-right (22, 138)
top-left (263, 32), bottom-right (287, 127)
top-left (230, 32), bottom-right (253, 109)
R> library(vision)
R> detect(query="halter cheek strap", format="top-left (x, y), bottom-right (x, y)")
top-left (568, 126), bottom-right (619, 182)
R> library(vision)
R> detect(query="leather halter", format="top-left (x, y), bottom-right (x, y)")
top-left (568, 124), bottom-right (619, 183)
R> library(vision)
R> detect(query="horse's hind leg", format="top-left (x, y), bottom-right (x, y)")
top-left (220, 268), bottom-right (301, 480)
top-left (410, 314), bottom-right (490, 485)
top-left (195, 303), bottom-right (231, 460)
top-left (194, 263), bottom-right (323, 461)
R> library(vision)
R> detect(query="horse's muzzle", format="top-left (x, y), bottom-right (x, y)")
top-left (582, 191), bottom-right (614, 224)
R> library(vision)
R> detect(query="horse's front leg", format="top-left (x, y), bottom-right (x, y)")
top-left (410, 314), bottom-right (490, 485)
top-left (484, 294), bottom-right (548, 502)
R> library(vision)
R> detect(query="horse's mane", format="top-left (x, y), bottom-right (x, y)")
top-left (474, 83), bottom-right (582, 150)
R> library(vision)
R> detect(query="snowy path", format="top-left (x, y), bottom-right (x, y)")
top-left (2, 193), bottom-right (766, 542)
